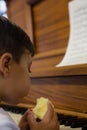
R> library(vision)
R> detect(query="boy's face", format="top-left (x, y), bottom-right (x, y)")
top-left (0, 50), bottom-right (32, 105)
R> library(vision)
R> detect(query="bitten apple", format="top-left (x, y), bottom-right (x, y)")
top-left (33, 97), bottom-right (54, 120)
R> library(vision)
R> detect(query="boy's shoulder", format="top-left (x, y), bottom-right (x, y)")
top-left (0, 108), bottom-right (19, 130)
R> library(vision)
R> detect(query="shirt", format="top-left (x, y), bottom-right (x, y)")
top-left (0, 108), bottom-right (20, 130)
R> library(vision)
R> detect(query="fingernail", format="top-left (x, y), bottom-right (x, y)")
top-left (27, 109), bottom-right (32, 114)
top-left (28, 108), bottom-right (32, 111)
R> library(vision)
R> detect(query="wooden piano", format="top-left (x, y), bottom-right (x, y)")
top-left (1, 64), bottom-right (87, 130)
top-left (1, 0), bottom-right (87, 130)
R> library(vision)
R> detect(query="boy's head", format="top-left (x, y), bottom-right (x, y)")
top-left (0, 16), bottom-right (35, 104)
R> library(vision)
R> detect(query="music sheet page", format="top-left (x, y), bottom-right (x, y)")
top-left (56, 0), bottom-right (87, 67)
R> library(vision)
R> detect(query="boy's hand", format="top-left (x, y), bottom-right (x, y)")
top-left (19, 110), bottom-right (30, 130)
top-left (27, 103), bottom-right (59, 130)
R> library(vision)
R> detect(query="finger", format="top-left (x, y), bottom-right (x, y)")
top-left (20, 109), bottom-right (29, 122)
top-left (27, 110), bottom-right (37, 127)
top-left (19, 122), bottom-right (29, 130)
top-left (52, 112), bottom-right (59, 125)
top-left (42, 103), bottom-right (54, 122)
top-left (54, 112), bottom-right (58, 121)
top-left (51, 112), bottom-right (60, 129)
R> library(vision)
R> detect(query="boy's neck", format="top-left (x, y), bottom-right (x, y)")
top-left (0, 79), bottom-right (4, 103)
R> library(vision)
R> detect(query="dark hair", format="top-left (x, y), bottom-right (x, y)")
top-left (0, 16), bottom-right (35, 63)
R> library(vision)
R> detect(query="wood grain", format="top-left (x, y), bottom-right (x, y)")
top-left (31, 64), bottom-right (87, 77)
top-left (32, 0), bottom-right (70, 53)
top-left (30, 0), bottom-right (72, 77)
top-left (28, 76), bottom-right (87, 113)
top-left (7, 0), bottom-right (33, 42)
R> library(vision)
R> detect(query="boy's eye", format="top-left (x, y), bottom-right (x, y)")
top-left (29, 70), bottom-right (32, 73)
top-left (28, 68), bottom-right (32, 73)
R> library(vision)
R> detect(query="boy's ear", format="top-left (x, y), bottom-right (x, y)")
top-left (0, 53), bottom-right (13, 77)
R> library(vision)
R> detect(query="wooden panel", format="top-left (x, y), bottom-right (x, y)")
top-left (27, 76), bottom-right (87, 113)
top-left (32, 0), bottom-right (70, 53)
top-left (7, 0), bottom-right (33, 42)
top-left (31, 64), bottom-right (87, 77)
top-left (7, 0), bottom-right (25, 15)
top-left (31, 48), bottom-right (65, 69)
top-left (30, 0), bottom-right (72, 77)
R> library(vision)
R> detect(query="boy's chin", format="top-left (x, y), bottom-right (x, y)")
top-left (7, 98), bottom-right (22, 105)
top-left (6, 100), bottom-right (20, 105)
top-left (1, 97), bottom-right (22, 105)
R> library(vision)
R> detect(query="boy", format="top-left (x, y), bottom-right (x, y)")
top-left (0, 16), bottom-right (59, 130)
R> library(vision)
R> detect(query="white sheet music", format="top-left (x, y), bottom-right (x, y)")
top-left (56, 0), bottom-right (87, 67)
